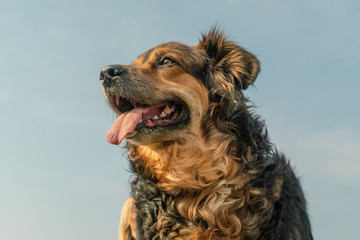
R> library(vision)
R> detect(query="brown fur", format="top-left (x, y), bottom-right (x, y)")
top-left (119, 198), bottom-right (137, 239)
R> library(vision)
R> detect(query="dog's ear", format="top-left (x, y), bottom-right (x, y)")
top-left (197, 28), bottom-right (260, 101)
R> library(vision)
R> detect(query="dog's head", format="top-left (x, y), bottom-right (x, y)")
top-left (100, 28), bottom-right (260, 146)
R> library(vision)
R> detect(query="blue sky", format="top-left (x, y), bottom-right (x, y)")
top-left (1, 0), bottom-right (359, 239)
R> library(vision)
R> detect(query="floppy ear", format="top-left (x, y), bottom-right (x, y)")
top-left (197, 28), bottom-right (260, 102)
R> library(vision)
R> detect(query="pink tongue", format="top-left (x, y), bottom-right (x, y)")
top-left (106, 108), bottom-right (147, 145)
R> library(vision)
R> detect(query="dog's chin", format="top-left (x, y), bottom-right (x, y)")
top-left (108, 94), bottom-right (191, 145)
top-left (125, 127), bottom-right (189, 145)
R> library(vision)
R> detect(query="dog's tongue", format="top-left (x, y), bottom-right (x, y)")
top-left (106, 107), bottom-right (147, 145)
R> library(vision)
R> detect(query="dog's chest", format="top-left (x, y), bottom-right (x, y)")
top-left (132, 177), bottom-right (189, 239)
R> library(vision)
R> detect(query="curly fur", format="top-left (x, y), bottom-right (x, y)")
top-left (101, 27), bottom-right (313, 240)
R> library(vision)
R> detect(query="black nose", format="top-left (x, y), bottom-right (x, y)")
top-left (100, 65), bottom-right (124, 81)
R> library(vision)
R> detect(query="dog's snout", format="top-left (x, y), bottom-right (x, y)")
top-left (100, 65), bottom-right (124, 81)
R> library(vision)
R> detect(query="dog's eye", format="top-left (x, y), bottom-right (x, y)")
top-left (159, 57), bottom-right (176, 66)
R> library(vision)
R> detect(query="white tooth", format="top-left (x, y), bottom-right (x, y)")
top-left (115, 96), bottom-right (120, 106)
top-left (139, 119), bottom-right (143, 123)
top-left (164, 105), bottom-right (171, 114)
top-left (170, 105), bottom-right (175, 112)
top-left (130, 99), bottom-right (137, 107)
top-left (160, 111), bottom-right (167, 117)
top-left (153, 115), bottom-right (159, 120)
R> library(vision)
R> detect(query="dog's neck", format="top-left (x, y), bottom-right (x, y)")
top-left (127, 124), bottom-right (267, 239)
top-left (127, 123), bottom-right (255, 193)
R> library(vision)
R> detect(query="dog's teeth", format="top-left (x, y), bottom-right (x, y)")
top-left (139, 119), bottom-right (143, 123)
top-left (115, 95), bottom-right (120, 106)
top-left (160, 111), bottom-right (167, 117)
top-left (130, 99), bottom-right (137, 107)
top-left (170, 105), bottom-right (175, 112)
top-left (164, 105), bottom-right (171, 114)
top-left (153, 115), bottom-right (159, 120)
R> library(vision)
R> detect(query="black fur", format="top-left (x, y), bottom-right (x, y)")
top-left (249, 153), bottom-right (313, 239)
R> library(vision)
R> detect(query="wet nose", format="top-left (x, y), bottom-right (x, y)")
top-left (99, 65), bottom-right (124, 82)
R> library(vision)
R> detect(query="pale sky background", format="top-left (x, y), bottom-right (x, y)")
top-left (1, 0), bottom-right (359, 239)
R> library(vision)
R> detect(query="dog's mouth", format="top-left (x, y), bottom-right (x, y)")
top-left (106, 95), bottom-right (189, 145)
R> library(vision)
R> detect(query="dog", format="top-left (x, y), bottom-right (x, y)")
top-left (100, 28), bottom-right (313, 240)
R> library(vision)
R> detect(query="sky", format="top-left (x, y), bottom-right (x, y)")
top-left (1, 0), bottom-right (359, 239)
